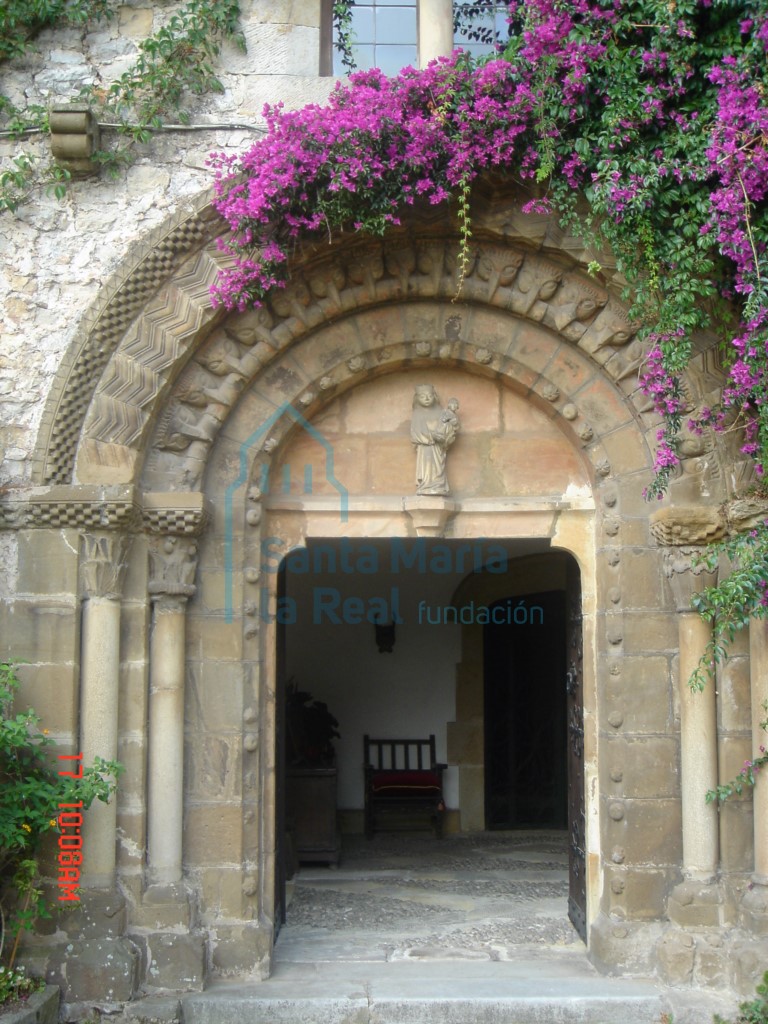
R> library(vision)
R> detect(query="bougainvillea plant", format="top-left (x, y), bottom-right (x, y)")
top-left (210, 0), bottom-right (768, 678)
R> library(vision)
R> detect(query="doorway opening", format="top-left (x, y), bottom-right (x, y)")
top-left (273, 540), bottom-right (585, 945)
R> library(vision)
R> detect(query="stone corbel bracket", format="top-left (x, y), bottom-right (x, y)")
top-left (49, 106), bottom-right (101, 177)
top-left (651, 497), bottom-right (768, 548)
top-left (403, 496), bottom-right (457, 538)
top-left (650, 506), bottom-right (726, 547)
top-left (0, 486), bottom-right (209, 536)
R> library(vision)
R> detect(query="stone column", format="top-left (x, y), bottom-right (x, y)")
top-left (749, 619), bottom-right (768, 884)
top-left (663, 546), bottom-right (719, 881)
top-left (80, 533), bottom-right (130, 888)
top-left (147, 537), bottom-right (198, 886)
top-left (419, 0), bottom-right (453, 66)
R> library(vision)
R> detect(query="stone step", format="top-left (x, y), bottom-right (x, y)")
top-left (181, 958), bottom-right (666, 1024)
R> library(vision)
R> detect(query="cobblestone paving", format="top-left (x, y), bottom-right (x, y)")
top-left (280, 831), bottom-right (579, 959)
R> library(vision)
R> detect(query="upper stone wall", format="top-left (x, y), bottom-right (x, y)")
top-left (0, 0), bottom-right (334, 485)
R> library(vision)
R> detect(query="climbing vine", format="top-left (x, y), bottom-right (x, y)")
top-left (210, 0), bottom-right (768, 690)
top-left (0, 0), bottom-right (245, 211)
top-left (332, 0), bottom-right (357, 73)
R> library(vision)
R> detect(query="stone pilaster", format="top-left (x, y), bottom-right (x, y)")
top-left (80, 532), bottom-right (131, 888)
top-left (146, 536), bottom-right (197, 887)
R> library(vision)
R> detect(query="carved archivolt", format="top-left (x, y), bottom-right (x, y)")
top-left (33, 183), bottom-right (730, 498)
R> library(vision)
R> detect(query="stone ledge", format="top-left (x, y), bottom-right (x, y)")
top-left (0, 985), bottom-right (59, 1024)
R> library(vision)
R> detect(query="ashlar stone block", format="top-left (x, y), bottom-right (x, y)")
top-left (210, 923), bottom-right (271, 977)
top-left (63, 937), bottom-right (140, 1002)
top-left (17, 529), bottom-right (79, 595)
top-left (656, 927), bottom-right (695, 985)
top-left (146, 933), bottom-right (205, 992)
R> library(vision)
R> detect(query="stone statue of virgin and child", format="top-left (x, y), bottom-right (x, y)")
top-left (410, 385), bottom-right (460, 495)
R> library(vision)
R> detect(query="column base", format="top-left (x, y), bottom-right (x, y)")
top-left (667, 878), bottom-right (724, 927)
top-left (131, 883), bottom-right (191, 930)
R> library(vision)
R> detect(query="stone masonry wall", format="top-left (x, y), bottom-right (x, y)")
top-left (0, 0), bottom-right (334, 491)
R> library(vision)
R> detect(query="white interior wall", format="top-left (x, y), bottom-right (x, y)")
top-left (283, 540), bottom-right (484, 807)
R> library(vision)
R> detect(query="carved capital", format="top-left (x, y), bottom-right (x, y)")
top-left (81, 533), bottom-right (131, 600)
top-left (650, 506), bottom-right (726, 547)
top-left (148, 536), bottom-right (198, 599)
top-left (662, 546), bottom-right (718, 610)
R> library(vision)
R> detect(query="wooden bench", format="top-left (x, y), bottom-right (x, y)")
top-left (363, 735), bottom-right (446, 838)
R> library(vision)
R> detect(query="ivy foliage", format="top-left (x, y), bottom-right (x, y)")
top-left (0, 0), bottom-right (244, 211)
top-left (0, 0), bottom-right (111, 63)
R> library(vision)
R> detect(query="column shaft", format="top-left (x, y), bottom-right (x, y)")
top-left (678, 611), bottom-right (719, 878)
top-left (419, 0), bottom-right (453, 66)
top-left (147, 598), bottom-right (187, 884)
top-left (750, 618), bottom-right (768, 883)
top-left (80, 596), bottom-right (121, 887)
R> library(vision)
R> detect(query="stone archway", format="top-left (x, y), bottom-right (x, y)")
top-left (15, 181), bottom-right (762, 995)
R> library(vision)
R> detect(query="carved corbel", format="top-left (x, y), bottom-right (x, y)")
top-left (309, 263), bottom-right (346, 309)
top-left (649, 506), bottom-right (726, 547)
top-left (467, 248), bottom-right (524, 303)
top-left (347, 246), bottom-right (384, 300)
top-left (384, 242), bottom-right (416, 292)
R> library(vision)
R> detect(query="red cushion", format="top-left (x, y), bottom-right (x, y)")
top-left (370, 770), bottom-right (442, 795)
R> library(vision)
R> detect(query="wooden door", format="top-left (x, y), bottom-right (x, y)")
top-left (565, 560), bottom-right (586, 941)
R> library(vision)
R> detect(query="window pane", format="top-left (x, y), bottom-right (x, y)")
top-left (453, 2), bottom-right (509, 53)
top-left (349, 7), bottom-right (375, 42)
top-left (334, 43), bottom-right (376, 75)
top-left (376, 7), bottom-right (417, 44)
top-left (373, 44), bottom-right (417, 75)
top-left (333, 0), bottom-right (418, 76)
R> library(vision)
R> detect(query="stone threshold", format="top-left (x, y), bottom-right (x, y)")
top-left (181, 958), bottom-right (665, 1024)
